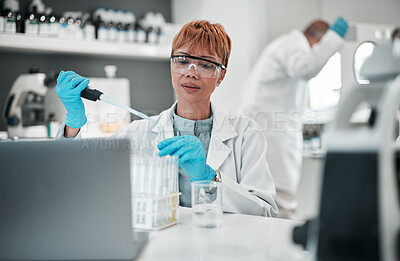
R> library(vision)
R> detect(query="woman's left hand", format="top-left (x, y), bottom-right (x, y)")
top-left (158, 135), bottom-right (216, 182)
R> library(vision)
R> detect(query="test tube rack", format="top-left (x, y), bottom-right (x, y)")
top-left (130, 155), bottom-right (180, 230)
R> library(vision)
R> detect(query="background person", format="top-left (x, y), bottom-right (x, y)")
top-left (240, 17), bottom-right (349, 218)
top-left (55, 20), bottom-right (279, 217)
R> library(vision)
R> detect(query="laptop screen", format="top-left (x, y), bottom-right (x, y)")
top-left (0, 138), bottom-right (141, 260)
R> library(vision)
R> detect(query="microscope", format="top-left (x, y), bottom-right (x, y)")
top-left (292, 44), bottom-right (400, 260)
top-left (3, 71), bottom-right (58, 138)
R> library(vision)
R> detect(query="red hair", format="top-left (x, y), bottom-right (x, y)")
top-left (171, 20), bottom-right (232, 68)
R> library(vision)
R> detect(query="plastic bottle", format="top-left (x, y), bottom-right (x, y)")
top-left (25, 5), bottom-right (39, 35)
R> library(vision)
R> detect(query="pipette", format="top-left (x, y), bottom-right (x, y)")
top-left (82, 87), bottom-right (163, 156)
top-left (81, 87), bottom-right (156, 123)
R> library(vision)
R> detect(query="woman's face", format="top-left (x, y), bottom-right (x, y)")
top-left (171, 45), bottom-right (226, 105)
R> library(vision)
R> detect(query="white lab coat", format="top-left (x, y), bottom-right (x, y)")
top-left (241, 29), bottom-right (344, 206)
top-left (57, 102), bottom-right (279, 217)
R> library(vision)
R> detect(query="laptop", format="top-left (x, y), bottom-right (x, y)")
top-left (0, 138), bottom-right (148, 261)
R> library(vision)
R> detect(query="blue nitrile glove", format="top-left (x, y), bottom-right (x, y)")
top-left (55, 71), bottom-right (89, 128)
top-left (158, 135), bottom-right (216, 182)
top-left (330, 17), bottom-right (349, 38)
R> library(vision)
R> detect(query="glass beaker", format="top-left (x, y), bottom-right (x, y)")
top-left (191, 181), bottom-right (223, 228)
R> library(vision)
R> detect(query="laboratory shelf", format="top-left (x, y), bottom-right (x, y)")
top-left (0, 33), bottom-right (171, 61)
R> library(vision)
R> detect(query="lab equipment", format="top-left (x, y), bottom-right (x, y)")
top-left (97, 93), bottom-right (154, 122)
top-left (191, 180), bottom-right (223, 228)
top-left (329, 17), bottom-right (348, 38)
top-left (57, 71), bottom-right (154, 129)
top-left (170, 55), bottom-right (226, 79)
top-left (158, 135), bottom-right (216, 182)
top-left (341, 22), bottom-right (395, 96)
top-left (81, 86), bottom-right (155, 123)
top-left (0, 138), bottom-right (149, 261)
top-left (306, 22), bottom-right (397, 142)
top-left (293, 44), bottom-right (400, 261)
top-left (2, 71), bottom-right (58, 138)
top-left (55, 71), bottom-right (89, 128)
top-left (131, 154), bottom-right (180, 230)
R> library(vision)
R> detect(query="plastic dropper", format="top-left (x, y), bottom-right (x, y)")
top-left (81, 87), bottom-right (156, 123)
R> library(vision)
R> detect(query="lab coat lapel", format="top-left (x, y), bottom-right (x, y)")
top-left (148, 103), bottom-right (176, 149)
top-left (207, 106), bottom-right (237, 171)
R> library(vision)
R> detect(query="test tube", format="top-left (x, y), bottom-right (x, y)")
top-left (156, 157), bottom-right (164, 196)
top-left (130, 156), bottom-right (137, 194)
top-left (138, 156), bottom-right (146, 195)
top-left (147, 156), bottom-right (152, 195)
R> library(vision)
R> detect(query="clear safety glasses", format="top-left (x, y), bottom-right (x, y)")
top-left (170, 55), bottom-right (226, 79)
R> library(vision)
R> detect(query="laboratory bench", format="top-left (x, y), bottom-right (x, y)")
top-left (136, 207), bottom-right (309, 261)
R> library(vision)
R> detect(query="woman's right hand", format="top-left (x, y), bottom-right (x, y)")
top-left (55, 71), bottom-right (89, 129)
top-left (157, 136), bottom-right (216, 182)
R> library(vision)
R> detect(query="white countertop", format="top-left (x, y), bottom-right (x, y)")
top-left (137, 208), bottom-right (310, 261)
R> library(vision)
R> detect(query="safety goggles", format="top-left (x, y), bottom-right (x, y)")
top-left (170, 55), bottom-right (226, 79)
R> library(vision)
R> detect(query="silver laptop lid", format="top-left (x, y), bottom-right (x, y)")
top-left (0, 138), bottom-right (137, 261)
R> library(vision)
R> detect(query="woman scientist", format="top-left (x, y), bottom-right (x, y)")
top-left (55, 20), bottom-right (278, 217)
